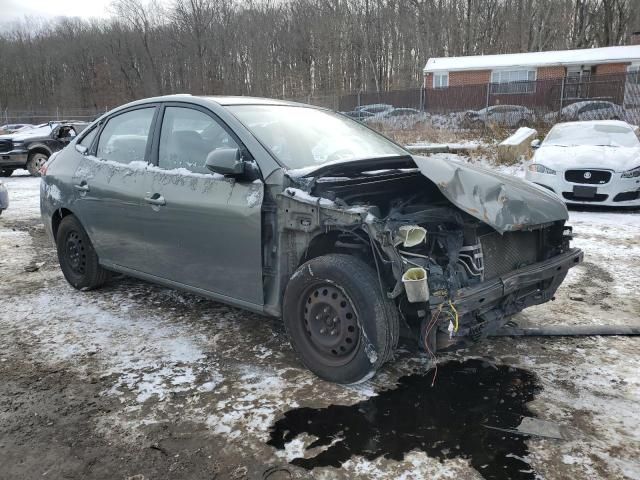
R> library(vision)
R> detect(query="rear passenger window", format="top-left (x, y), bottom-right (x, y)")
top-left (158, 107), bottom-right (238, 174)
top-left (96, 108), bottom-right (155, 164)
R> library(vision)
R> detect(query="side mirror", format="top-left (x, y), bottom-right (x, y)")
top-left (75, 144), bottom-right (88, 154)
top-left (205, 148), bottom-right (245, 176)
top-left (530, 139), bottom-right (541, 149)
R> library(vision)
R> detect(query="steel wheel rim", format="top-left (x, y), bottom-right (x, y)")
top-left (300, 283), bottom-right (360, 366)
top-left (33, 154), bottom-right (48, 168)
top-left (65, 230), bottom-right (86, 275)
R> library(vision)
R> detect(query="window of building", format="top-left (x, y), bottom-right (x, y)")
top-left (490, 69), bottom-right (536, 94)
top-left (433, 72), bottom-right (448, 89)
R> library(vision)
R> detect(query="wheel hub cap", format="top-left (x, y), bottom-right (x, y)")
top-left (303, 285), bottom-right (359, 360)
top-left (65, 232), bottom-right (85, 274)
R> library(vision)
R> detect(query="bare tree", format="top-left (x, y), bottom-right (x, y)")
top-left (0, 0), bottom-right (636, 111)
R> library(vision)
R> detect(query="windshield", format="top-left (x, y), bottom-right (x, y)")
top-left (227, 105), bottom-right (408, 169)
top-left (544, 123), bottom-right (639, 148)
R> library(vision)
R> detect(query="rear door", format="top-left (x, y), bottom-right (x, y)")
top-left (135, 103), bottom-right (265, 306)
top-left (71, 105), bottom-right (159, 271)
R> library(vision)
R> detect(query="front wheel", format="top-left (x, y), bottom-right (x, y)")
top-left (283, 254), bottom-right (399, 384)
top-left (56, 215), bottom-right (109, 290)
top-left (26, 152), bottom-right (49, 176)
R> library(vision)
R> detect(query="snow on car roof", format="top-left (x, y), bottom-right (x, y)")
top-left (560, 100), bottom-right (617, 112)
top-left (553, 119), bottom-right (632, 129)
top-left (424, 45), bottom-right (640, 73)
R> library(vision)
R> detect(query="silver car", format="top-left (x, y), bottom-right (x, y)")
top-left (464, 105), bottom-right (535, 128)
top-left (41, 95), bottom-right (582, 383)
top-left (544, 101), bottom-right (627, 124)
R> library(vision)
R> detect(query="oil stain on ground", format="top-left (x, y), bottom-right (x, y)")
top-left (268, 359), bottom-right (542, 480)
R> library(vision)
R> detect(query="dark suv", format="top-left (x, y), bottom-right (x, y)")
top-left (0, 121), bottom-right (89, 176)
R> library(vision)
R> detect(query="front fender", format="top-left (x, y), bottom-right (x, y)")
top-left (27, 143), bottom-right (53, 156)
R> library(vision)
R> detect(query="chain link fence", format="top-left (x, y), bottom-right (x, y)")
top-left (290, 72), bottom-right (640, 133)
top-left (3, 71), bottom-right (639, 132)
top-left (0, 108), bottom-right (109, 127)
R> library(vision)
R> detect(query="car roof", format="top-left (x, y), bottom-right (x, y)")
top-left (199, 95), bottom-right (307, 107)
top-left (563, 100), bottom-right (614, 109)
top-left (489, 105), bottom-right (528, 109)
top-left (100, 94), bottom-right (320, 118)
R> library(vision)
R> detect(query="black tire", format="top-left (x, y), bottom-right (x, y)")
top-left (0, 168), bottom-right (13, 177)
top-left (26, 151), bottom-right (49, 176)
top-left (283, 254), bottom-right (399, 384)
top-left (56, 215), bottom-right (108, 290)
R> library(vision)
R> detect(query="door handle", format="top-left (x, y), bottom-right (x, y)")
top-left (144, 193), bottom-right (166, 206)
top-left (74, 183), bottom-right (90, 192)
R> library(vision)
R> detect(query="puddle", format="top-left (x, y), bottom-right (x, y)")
top-left (268, 359), bottom-right (541, 479)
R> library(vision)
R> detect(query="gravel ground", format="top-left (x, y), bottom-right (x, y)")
top-left (1, 170), bottom-right (639, 480)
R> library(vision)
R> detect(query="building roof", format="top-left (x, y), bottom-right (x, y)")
top-left (424, 45), bottom-right (640, 73)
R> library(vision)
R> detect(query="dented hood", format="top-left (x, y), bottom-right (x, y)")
top-left (411, 155), bottom-right (568, 234)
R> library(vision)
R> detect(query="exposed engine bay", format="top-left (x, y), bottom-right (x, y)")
top-left (272, 161), bottom-right (583, 353)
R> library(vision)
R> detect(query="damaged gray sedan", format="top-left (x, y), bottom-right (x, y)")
top-left (41, 95), bottom-right (583, 383)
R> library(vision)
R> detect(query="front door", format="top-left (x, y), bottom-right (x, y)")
top-left (136, 105), bottom-right (265, 306)
top-left (565, 66), bottom-right (592, 100)
top-left (71, 106), bottom-right (158, 272)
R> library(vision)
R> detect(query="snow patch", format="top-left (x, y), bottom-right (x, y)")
top-left (284, 187), bottom-right (335, 207)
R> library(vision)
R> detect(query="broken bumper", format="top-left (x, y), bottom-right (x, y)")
top-left (435, 248), bottom-right (583, 348)
top-left (453, 248), bottom-right (583, 314)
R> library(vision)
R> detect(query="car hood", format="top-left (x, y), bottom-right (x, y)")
top-left (0, 125), bottom-right (53, 141)
top-left (534, 145), bottom-right (640, 172)
top-left (411, 155), bottom-right (568, 234)
top-left (293, 155), bottom-right (568, 234)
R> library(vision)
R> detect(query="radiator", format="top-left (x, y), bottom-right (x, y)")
top-left (479, 230), bottom-right (539, 280)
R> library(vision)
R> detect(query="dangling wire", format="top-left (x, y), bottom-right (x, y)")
top-left (448, 299), bottom-right (459, 333)
top-left (422, 303), bottom-right (442, 387)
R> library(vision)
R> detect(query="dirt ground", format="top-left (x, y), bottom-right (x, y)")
top-left (1, 171), bottom-right (639, 480)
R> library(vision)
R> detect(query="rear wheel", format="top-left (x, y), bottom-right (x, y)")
top-left (26, 152), bottom-right (49, 176)
top-left (0, 168), bottom-right (13, 177)
top-left (56, 215), bottom-right (108, 290)
top-left (283, 254), bottom-right (399, 384)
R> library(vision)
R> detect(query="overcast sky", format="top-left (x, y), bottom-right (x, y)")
top-left (0, 0), bottom-right (114, 23)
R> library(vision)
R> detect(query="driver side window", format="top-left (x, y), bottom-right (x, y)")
top-left (158, 107), bottom-right (238, 174)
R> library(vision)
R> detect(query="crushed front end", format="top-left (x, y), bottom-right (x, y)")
top-left (277, 157), bottom-right (583, 352)
top-left (369, 201), bottom-right (582, 350)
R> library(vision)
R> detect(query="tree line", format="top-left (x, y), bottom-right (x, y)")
top-left (0, 0), bottom-right (637, 111)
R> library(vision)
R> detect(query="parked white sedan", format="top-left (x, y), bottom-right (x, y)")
top-left (526, 120), bottom-right (640, 206)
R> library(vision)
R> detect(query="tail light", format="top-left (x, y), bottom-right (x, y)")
top-left (40, 152), bottom-right (59, 176)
